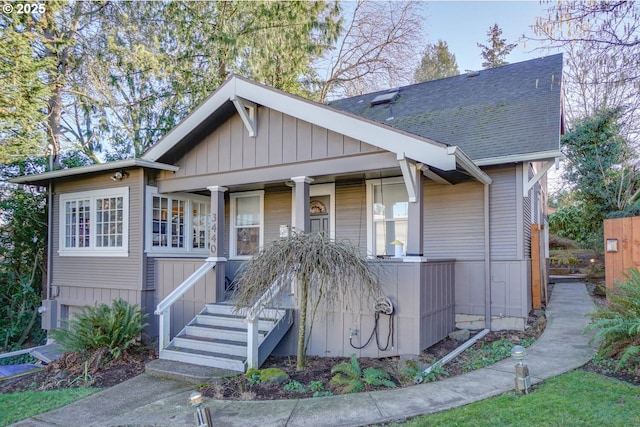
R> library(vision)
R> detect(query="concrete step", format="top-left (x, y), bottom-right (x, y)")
top-left (145, 358), bottom-right (239, 384)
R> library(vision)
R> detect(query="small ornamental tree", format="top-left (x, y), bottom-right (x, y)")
top-left (233, 232), bottom-right (384, 370)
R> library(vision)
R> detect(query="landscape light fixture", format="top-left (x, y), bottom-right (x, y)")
top-left (511, 344), bottom-right (530, 394)
top-left (188, 391), bottom-right (212, 427)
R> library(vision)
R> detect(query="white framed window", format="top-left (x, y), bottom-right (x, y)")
top-left (59, 187), bottom-right (129, 257)
top-left (146, 187), bottom-right (209, 255)
top-left (230, 190), bottom-right (264, 259)
top-left (366, 177), bottom-right (408, 256)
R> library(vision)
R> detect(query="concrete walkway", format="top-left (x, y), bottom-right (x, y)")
top-left (10, 282), bottom-right (596, 427)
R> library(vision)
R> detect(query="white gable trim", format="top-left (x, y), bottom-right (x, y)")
top-left (142, 76), bottom-right (460, 173)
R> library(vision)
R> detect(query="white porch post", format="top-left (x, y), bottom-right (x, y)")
top-left (207, 186), bottom-right (228, 301)
top-left (291, 176), bottom-right (314, 233)
top-left (406, 166), bottom-right (424, 257)
top-left (247, 318), bottom-right (259, 369)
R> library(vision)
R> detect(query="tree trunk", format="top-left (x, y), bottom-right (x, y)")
top-left (296, 278), bottom-right (308, 370)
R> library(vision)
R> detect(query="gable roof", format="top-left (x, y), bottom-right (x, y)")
top-left (142, 75), bottom-right (491, 184)
top-left (328, 54), bottom-right (563, 166)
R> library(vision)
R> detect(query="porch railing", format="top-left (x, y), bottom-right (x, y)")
top-left (243, 274), bottom-right (290, 369)
top-left (154, 260), bottom-right (216, 352)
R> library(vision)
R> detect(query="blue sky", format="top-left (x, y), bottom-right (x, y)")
top-left (423, 1), bottom-right (554, 72)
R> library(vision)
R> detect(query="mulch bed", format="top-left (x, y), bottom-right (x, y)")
top-left (2, 284), bottom-right (638, 399)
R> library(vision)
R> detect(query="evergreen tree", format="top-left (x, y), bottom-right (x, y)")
top-left (477, 23), bottom-right (517, 68)
top-left (413, 40), bottom-right (459, 82)
top-left (0, 7), bottom-right (55, 163)
top-left (561, 108), bottom-right (640, 246)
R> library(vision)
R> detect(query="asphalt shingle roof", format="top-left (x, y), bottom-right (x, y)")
top-left (329, 54), bottom-right (563, 163)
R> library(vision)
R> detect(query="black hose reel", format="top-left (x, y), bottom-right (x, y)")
top-left (350, 297), bottom-right (395, 351)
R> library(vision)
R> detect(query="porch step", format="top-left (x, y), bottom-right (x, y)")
top-left (159, 303), bottom-right (293, 372)
top-left (160, 347), bottom-right (247, 372)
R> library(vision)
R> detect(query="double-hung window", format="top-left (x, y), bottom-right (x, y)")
top-left (230, 191), bottom-right (264, 259)
top-left (147, 188), bottom-right (209, 254)
top-left (367, 178), bottom-right (408, 256)
top-left (59, 187), bottom-right (129, 257)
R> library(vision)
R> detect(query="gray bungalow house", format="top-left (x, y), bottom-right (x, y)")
top-left (12, 54), bottom-right (563, 372)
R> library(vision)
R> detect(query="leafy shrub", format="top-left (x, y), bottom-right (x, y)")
top-left (330, 354), bottom-right (395, 394)
top-left (283, 380), bottom-right (307, 393)
top-left (51, 299), bottom-right (148, 361)
top-left (401, 360), bottom-right (449, 385)
top-left (462, 337), bottom-right (535, 371)
top-left (585, 268), bottom-right (640, 371)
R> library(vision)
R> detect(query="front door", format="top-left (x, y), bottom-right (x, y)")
top-left (310, 197), bottom-right (330, 235)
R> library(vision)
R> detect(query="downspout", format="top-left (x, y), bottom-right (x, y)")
top-left (484, 182), bottom-right (491, 330)
top-left (46, 147), bottom-right (53, 302)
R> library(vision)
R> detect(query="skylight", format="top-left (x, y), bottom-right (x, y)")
top-left (370, 91), bottom-right (398, 106)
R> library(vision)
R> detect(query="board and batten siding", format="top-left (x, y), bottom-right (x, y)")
top-left (276, 260), bottom-right (455, 359)
top-left (166, 108), bottom-right (381, 181)
top-left (51, 170), bottom-right (145, 318)
top-left (154, 258), bottom-right (219, 337)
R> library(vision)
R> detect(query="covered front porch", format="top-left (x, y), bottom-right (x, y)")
top-left (151, 162), bottom-right (478, 371)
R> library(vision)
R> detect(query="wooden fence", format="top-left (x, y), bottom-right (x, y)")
top-left (604, 216), bottom-right (640, 288)
top-left (531, 224), bottom-right (548, 309)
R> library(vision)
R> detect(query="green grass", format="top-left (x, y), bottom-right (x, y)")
top-left (386, 371), bottom-right (640, 427)
top-left (0, 387), bottom-right (101, 426)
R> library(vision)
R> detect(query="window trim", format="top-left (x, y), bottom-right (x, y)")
top-left (230, 190), bottom-right (264, 260)
top-left (366, 177), bottom-right (408, 257)
top-left (58, 187), bottom-right (129, 257)
top-left (145, 187), bottom-right (210, 256)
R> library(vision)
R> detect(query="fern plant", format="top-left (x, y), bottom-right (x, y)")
top-left (585, 268), bottom-right (640, 371)
top-left (51, 298), bottom-right (148, 361)
top-left (330, 354), bottom-right (395, 394)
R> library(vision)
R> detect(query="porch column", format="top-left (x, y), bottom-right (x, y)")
top-left (291, 176), bottom-right (314, 233)
top-left (406, 168), bottom-right (424, 257)
top-left (207, 186), bottom-right (228, 301)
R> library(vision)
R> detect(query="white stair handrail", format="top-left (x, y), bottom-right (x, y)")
top-left (155, 261), bottom-right (216, 352)
top-left (244, 273), bottom-right (290, 369)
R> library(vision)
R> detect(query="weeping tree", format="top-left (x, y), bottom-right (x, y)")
top-left (233, 232), bottom-right (384, 370)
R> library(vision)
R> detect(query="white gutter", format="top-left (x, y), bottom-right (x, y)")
top-left (10, 158), bottom-right (179, 185)
top-left (447, 146), bottom-right (492, 185)
top-left (474, 151), bottom-right (560, 167)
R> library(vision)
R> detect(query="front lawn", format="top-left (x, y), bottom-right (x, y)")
top-left (0, 387), bottom-right (100, 426)
top-left (388, 370), bottom-right (640, 426)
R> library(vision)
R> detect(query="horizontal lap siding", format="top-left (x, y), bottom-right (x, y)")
top-left (171, 108), bottom-right (380, 179)
top-left (489, 166), bottom-right (518, 260)
top-left (335, 181), bottom-right (367, 251)
top-left (51, 171), bottom-right (144, 300)
top-left (424, 180), bottom-right (484, 260)
top-left (264, 188), bottom-right (292, 245)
